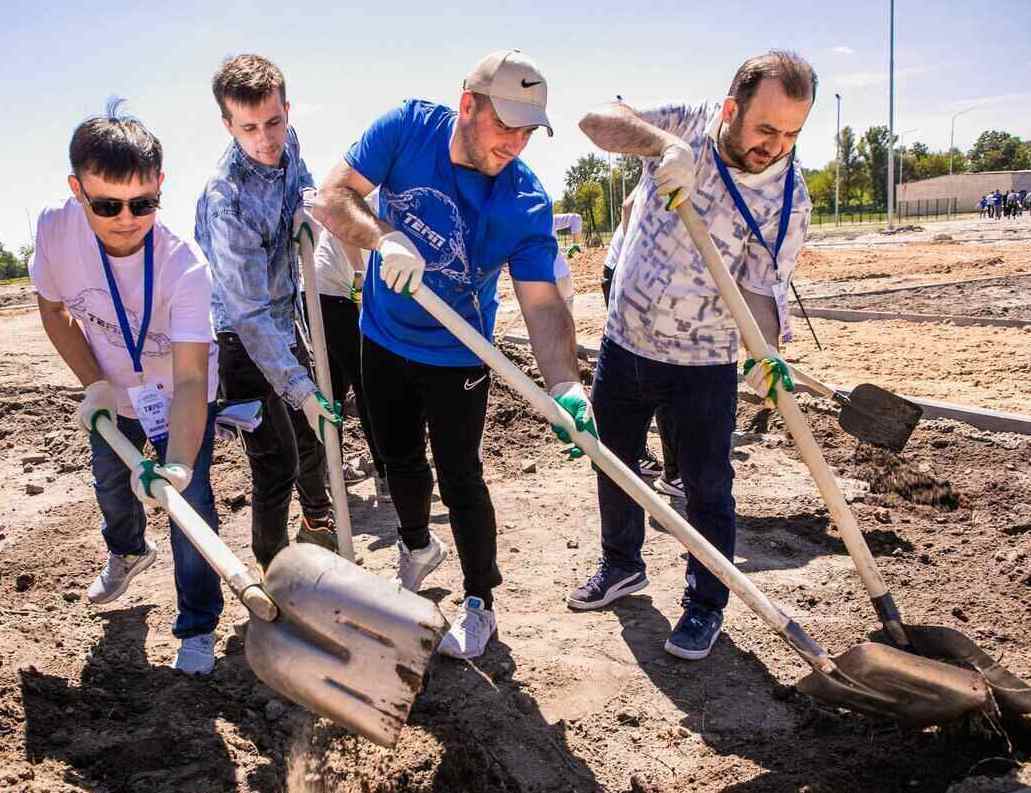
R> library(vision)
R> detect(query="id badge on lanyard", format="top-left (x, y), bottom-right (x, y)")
top-left (97, 230), bottom-right (168, 443)
top-left (711, 139), bottom-right (795, 335)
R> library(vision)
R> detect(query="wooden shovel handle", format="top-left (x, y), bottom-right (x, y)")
top-left (411, 286), bottom-right (836, 674)
top-left (673, 201), bottom-right (908, 644)
top-left (94, 415), bottom-right (277, 622)
top-left (296, 222), bottom-right (355, 561)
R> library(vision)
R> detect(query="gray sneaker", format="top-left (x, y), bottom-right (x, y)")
top-left (394, 532), bottom-right (448, 592)
top-left (86, 539), bottom-right (158, 604)
top-left (172, 632), bottom-right (216, 675)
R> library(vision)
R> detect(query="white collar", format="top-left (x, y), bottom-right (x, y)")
top-left (707, 113), bottom-right (791, 189)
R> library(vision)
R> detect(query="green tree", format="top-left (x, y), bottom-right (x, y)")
top-left (573, 182), bottom-right (604, 241)
top-left (0, 243), bottom-right (25, 280)
top-left (968, 130), bottom-right (1029, 172)
top-left (837, 125), bottom-right (865, 208)
top-left (858, 125), bottom-right (893, 207)
top-left (564, 154), bottom-right (609, 192)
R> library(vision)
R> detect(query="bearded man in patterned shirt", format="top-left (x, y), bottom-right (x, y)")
top-left (569, 50), bottom-right (816, 661)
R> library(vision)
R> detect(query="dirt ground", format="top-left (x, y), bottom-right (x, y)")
top-left (1, 215), bottom-right (1030, 792)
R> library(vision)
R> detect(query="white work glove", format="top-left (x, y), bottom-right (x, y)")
top-left (302, 389), bottom-right (343, 444)
top-left (549, 381), bottom-right (598, 460)
top-left (654, 139), bottom-right (695, 211)
top-left (377, 231), bottom-right (425, 295)
top-left (743, 353), bottom-right (795, 409)
top-left (78, 380), bottom-right (117, 433)
top-left (131, 461), bottom-right (193, 508)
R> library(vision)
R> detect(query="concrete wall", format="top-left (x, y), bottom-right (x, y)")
top-left (898, 170), bottom-right (1031, 213)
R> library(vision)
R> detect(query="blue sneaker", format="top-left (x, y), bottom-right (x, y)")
top-left (567, 561), bottom-right (648, 610)
top-left (664, 604), bottom-right (723, 660)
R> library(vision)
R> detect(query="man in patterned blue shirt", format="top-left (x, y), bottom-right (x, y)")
top-left (195, 54), bottom-right (341, 571)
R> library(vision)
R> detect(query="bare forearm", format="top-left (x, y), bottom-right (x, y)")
top-left (524, 300), bottom-right (579, 389)
top-left (313, 163), bottom-right (393, 250)
top-left (165, 379), bottom-right (207, 467)
top-left (579, 103), bottom-right (679, 157)
top-left (39, 305), bottom-right (103, 386)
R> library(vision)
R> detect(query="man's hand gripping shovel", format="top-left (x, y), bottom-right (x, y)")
top-left (411, 276), bottom-right (988, 728)
top-left (668, 190), bottom-right (1026, 730)
top-left (94, 415), bottom-right (447, 747)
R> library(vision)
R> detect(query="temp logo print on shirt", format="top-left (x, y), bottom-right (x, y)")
top-left (382, 187), bottom-right (471, 284)
top-left (65, 288), bottom-right (172, 358)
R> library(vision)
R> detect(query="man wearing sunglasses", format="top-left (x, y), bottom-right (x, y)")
top-left (29, 101), bottom-right (223, 675)
top-left (195, 54), bottom-right (340, 572)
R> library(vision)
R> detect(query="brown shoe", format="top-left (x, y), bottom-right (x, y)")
top-left (296, 514), bottom-right (339, 553)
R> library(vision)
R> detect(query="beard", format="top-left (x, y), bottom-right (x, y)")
top-left (457, 118), bottom-right (498, 176)
top-left (719, 115), bottom-right (787, 175)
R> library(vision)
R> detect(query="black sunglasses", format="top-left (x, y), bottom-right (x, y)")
top-left (80, 185), bottom-right (161, 218)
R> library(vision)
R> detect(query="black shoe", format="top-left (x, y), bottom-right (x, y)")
top-left (637, 450), bottom-right (662, 478)
top-left (296, 514), bottom-right (339, 553)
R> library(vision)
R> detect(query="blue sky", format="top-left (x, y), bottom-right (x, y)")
top-left (3, 0), bottom-right (1029, 249)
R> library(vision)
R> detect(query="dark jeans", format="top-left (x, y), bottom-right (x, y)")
top-left (361, 337), bottom-right (501, 607)
top-left (217, 332), bottom-right (331, 569)
top-left (89, 406), bottom-right (224, 638)
top-left (601, 268), bottom-right (679, 481)
top-left (592, 336), bottom-right (737, 611)
top-left (313, 294), bottom-right (384, 478)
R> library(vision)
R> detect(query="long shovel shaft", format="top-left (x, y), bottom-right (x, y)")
top-left (673, 202), bottom-right (908, 646)
top-left (94, 415), bottom-right (277, 622)
top-left (297, 223), bottom-right (355, 561)
top-left (411, 286), bottom-right (835, 674)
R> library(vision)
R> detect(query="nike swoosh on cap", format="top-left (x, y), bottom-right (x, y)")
top-left (521, 79), bottom-right (542, 88)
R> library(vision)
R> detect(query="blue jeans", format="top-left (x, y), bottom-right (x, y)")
top-left (592, 337), bottom-right (737, 611)
top-left (89, 404), bottom-right (224, 638)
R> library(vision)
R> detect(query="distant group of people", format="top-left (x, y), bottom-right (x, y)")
top-left (979, 189), bottom-right (1029, 219)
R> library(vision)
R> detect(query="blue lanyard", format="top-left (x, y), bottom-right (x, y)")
top-left (96, 230), bottom-right (154, 375)
top-left (711, 138), bottom-right (795, 273)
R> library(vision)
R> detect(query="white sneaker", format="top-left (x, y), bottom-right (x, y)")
top-left (374, 474), bottom-right (392, 503)
top-left (438, 597), bottom-right (497, 660)
top-left (654, 476), bottom-right (686, 498)
top-left (86, 539), bottom-right (158, 604)
top-left (172, 632), bottom-right (216, 675)
top-left (394, 532), bottom-right (448, 592)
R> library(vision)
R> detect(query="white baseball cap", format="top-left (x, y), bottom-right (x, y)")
top-left (463, 49), bottom-right (553, 136)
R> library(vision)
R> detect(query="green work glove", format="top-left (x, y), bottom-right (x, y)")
top-left (549, 382), bottom-right (598, 460)
top-left (743, 355), bottom-right (795, 409)
top-left (301, 389), bottom-right (343, 444)
top-left (564, 243), bottom-right (582, 258)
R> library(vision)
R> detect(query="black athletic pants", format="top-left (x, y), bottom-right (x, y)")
top-left (361, 337), bottom-right (501, 607)
top-left (217, 332), bottom-right (331, 569)
top-left (312, 294), bottom-right (385, 478)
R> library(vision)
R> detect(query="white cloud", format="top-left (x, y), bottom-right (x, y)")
top-left (831, 46), bottom-right (855, 55)
top-left (948, 92), bottom-right (1031, 111)
top-left (834, 65), bottom-right (932, 89)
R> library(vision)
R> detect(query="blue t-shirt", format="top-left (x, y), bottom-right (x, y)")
top-left (345, 99), bottom-right (557, 367)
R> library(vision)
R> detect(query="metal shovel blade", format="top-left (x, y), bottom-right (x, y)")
top-left (245, 544), bottom-right (448, 747)
top-left (904, 624), bottom-right (1031, 731)
top-left (837, 384), bottom-right (924, 452)
top-left (797, 641), bottom-right (989, 727)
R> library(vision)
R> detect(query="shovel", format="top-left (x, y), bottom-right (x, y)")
top-left (94, 415), bottom-right (447, 746)
top-left (410, 285), bottom-right (987, 727)
top-left (671, 199), bottom-right (1021, 726)
top-left (788, 366), bottom-right (923, 453)
top-left (295, 219), bottom-right (355, 561)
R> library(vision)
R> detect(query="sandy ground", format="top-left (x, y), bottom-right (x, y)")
top-left (1, 216), bottom-right (1030, 793)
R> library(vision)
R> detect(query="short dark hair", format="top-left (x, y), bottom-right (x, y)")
top-left (69, 98), bottom-right (162, 183)
top-left (729, 50), bottom-right (818, 113)
top-left (212, 54), bottom-right (287, 120)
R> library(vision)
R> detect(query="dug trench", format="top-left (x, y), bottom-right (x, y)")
top-left (0, 346), bottom-right (1029, 792)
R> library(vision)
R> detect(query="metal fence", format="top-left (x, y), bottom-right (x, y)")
top-left (812, 197), bottom-right (960, 226)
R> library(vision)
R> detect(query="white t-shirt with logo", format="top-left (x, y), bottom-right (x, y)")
top-left (607, 102), bottom-right (812, 367)
top-left (30, 198), bottom-right (219, 418)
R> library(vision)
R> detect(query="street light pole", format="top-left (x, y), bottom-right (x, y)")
top-left (887, 0), bottom-right (896, 229)
top-left (949, 107), bottom-right (973, 177)
top-left (835, 93), bottom-right (841, 226)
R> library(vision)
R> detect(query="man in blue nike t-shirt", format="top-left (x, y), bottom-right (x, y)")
top-left (314, 49), bottom-right (596, 659)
